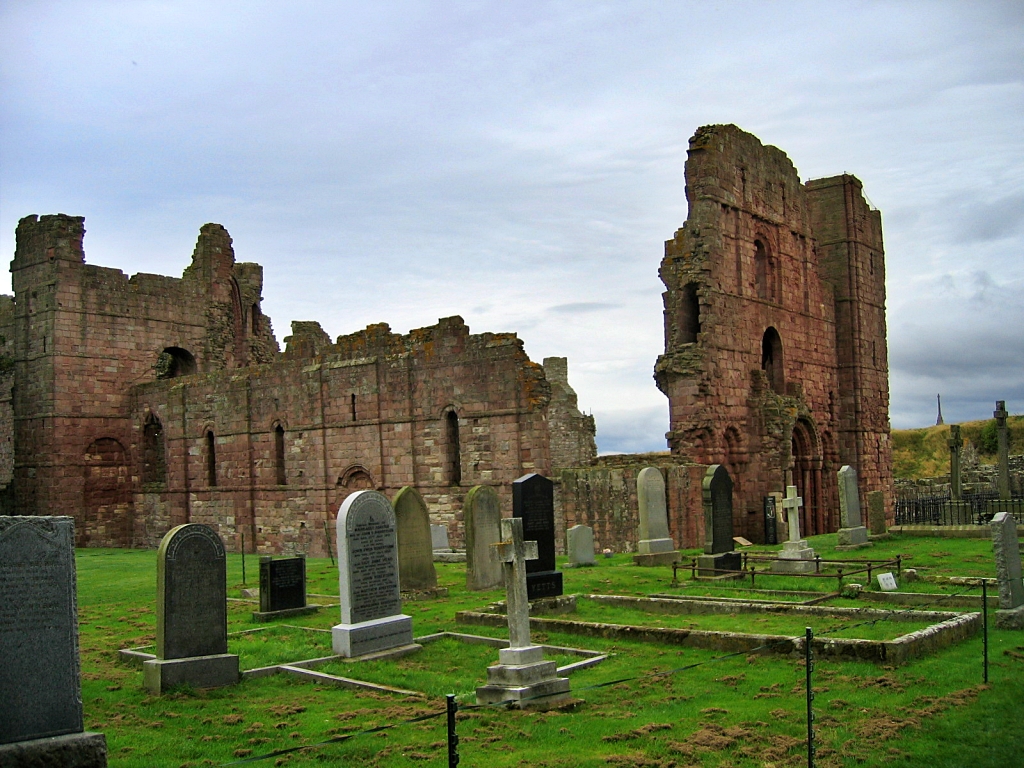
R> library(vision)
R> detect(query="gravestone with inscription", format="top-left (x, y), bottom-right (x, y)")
top-left (836, 466), bottom-right (870, 549)
top-left (0, 516), bottom-right (108, 767)
top-left (991, 511), bottom-right (1024, 629)
top-left (513, 473), bottom-right (563, 600)
top-left (566, 524), bottom-right (596, 567)
top-left (634, 467), bottom-right (679, 566)
top-left (763, 495), bottom-right (779, 545)
top-left (465, 485), bottom-right (503, 591)
top-left (393, 486), bottom-right (439, 592)
top-left (696, 465), bottom-right (741, 576)
top-left (253, 556), bottom-right (318, 622)
top-left (332, 490), bottom-right (418, 657)
top-left (144, 524), bottom-right (239, 694)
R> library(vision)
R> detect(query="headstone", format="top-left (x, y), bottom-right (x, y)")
top-left (772, 486), bottom-right (816, 573)
top-left (465, 485), bottom-right (503, 591)
top-left (876, 572), bottom-right (898, 592)
top-left (253, 556), bottom-right (317, 621)
top-left (991, 512), bottom-right (1024, 629)
top-left (513, 474), bottom-right (563, 600)
top-left (332, 490), bottom-right (417, 657)
top-left (566, 524), bottom-right (596, 567)
top-left (392, 486), bottom-right (438, 591)
top-left (995, 401), bottom-right (1011, 500)
top-left (836, 466), bottom-right (870, 549)
top-left (431, 524), bottom-right (451, 552)
top-left (475, 517), bottom-right (570, 709)
top-left (0, 517), bottom-right (108, 767)
top-left (696, 465), bottom-right (741, 576)
top-left (144, 524), bottom-right (239, 694)
top-left (634, 467), bottom-right (678, 566)
top-left (763, 495), bottom-right (778, 545)
top-left (867, 490), bottom-right (887, 536)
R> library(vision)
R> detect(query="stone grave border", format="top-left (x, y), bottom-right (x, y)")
top-left (455, 593), bottom-right (980, 665)
top-left (120, 626), bottom-right (606, 698)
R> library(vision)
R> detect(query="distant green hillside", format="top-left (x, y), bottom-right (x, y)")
top-left (892, 414), bottom-right (1024, 480)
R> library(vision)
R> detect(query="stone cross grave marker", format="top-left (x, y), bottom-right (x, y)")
top-left (772, 486), bottom-right (816, 573)
top-left (144, 523), bottom-right (239, 694)
top-left (465, 485), bottom-right (503, 591)
top-left (995, 400), bottom-right (1011, 500)
top-left (635, 467), bottom-right (676, 566)
top-left (991, 511), bottom-right (1024, 611)
top-left (0, 516), bottom-right (108, 766)
top-left (948, 424), bottom-right (963, 501)
top-left (393, 486), bottom-right (438, 592)
top-left (782, 486), bottom-right (802, 543)
top-left (332, 490), bottom-right (416, 658)
top-left (567, 524), bottom-right (596, 567)
top-left (837, 466), bottom-right (869, 548)
top-left (696, 465), bottom-right (740, 576)
top-left (513, 473), bottom-right (563, 600)
top-left (475, 517), bottom-right (571, 708)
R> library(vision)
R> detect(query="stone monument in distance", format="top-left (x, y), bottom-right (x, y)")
top-left (513, 473), bottom-right (563, 600)
top-left (393, 486), bottom-right (439, 592)
top-left (991, 511), bottom-right (1024, 629)
top-left (566, 524), bottom-right (596, 567)
top-left (771, 486), bottom-right (816, 573)
top-left (836, 465), bottom-right (870, 549)
top-left (634, 466), bottom-right (679, 566)
top-left (696, 465), bottom-right (741, 576)
top-left (465, 484), bottom-right (503, 591)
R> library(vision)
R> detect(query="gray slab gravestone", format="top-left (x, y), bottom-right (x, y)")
top-left (634, 467), bottom-right (678, 565)
top-left (332, 490), bottom-right (417, 657)
top-left (393, 486), bottom-right (438, 592)
top-left (566, 524), bottom-right (596, 567)
top-left (253, 556), bottom-right (318, 622)
top-left (513, 473), bottom-right (563, 600)
top-left (836, 466), bottom-right (870, 548)
top-left (696, 465), bottom-right (741, 576)
top-left (867, 490), bottom-right (888, 536)
top-left (143, 524), bottom-right (240, 694)
top-left (991, 511), bottom-right (1024, 629)
top-left (431, 524), bottom-right (451, 552)
top-left (465, 485), bottom-right (503, 591)
top-left (0, 516), bottom-right (108, 767)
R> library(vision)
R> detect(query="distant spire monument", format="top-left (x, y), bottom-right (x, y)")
top-left (936, 394), bottom-right (944, 426)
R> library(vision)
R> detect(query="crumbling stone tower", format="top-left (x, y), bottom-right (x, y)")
top-left (655, 125), bottom-right (892, 540)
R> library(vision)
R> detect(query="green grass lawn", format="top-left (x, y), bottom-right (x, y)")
top-left (74, 532), bottom-right (1022, 767)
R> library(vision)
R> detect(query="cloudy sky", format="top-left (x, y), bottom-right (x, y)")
top-left (2, 1), bottom-right (1022, 453)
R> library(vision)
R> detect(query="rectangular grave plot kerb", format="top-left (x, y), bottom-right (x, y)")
top-left (513, 474), bottom-right (564, 601)
top-left (259, 557), bottom-right (307, 613)
top-left (0, 516), bottom-right (83, 745)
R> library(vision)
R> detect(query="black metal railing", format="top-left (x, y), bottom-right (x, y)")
top-left (894, 487), bottom-right (1024, 525)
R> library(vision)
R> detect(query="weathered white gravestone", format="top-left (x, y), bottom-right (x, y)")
top-left (0, 516), bottom-right (108, 767)
top-left (836, 466), bottom-right (870, 549)
top-left (991, 511), bottom-right (1024, 629)
top-left (393, 486), bottom-right (438, 592)
top-left (144, 524), bottom-right (240, 694)
top-left (332, 490), bottom-right (418, 657)
top-left (771, 486), bottom-right (816, 573)
top-left (475, 517), bottom-right (570, 709)
top-left (634, 467), bottom-right (678, 566)
top-left (566, 524), bottom-right (596, 567)
top-left (465, 485), bottom-right (503, 591)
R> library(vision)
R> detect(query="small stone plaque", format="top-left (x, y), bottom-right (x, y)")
top-left (513, 473), bottom-right (563, 601)
top-left (877, 572), bottom-right (898, 592)
top-left (259, 557), bottom-right (307, 613)
top-left (733, 536), bottom-right (753, 547)
top-left (0, 516), bottom-right (83, 744)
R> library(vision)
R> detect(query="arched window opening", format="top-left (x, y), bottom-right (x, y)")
top-left (677, 283), bottom-right (701, 344)
top-left (156, 347), bottom-right (197, 379)
top-left (761, 327), bottom-right (785, 394)
top-left (142, 414), bottom-right (166, 485)
top-left (337, 466), bottom-right (374, 490)
top-left (445, 410), bottom-right (461, 486)
top-left (206, 430), bottom-right (217, 487)
top-left (274, 424), bottom-right (286, 485)
top-left (351, 393), bottom-right (357, 422)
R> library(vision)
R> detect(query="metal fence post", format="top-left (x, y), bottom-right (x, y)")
top-left (982, 579), bottom-right (989, 684)
top-left (447, 694), bottom-right (460, 767)
top-left (241, 531), bottom-right (246, 585)
top-left (805, 627), bottom-right (815, 768)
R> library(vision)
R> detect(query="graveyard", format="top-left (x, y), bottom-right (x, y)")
top-left (37, 528), bottom-right (1022, 767)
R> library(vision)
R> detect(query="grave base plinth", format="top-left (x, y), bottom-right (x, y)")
top-left (836, 526), bottom-right (871, 550)
top-left (0, 731), bottom-right (108, 768)
top-left (637, 538), bottom-right (675, 555)
top-left (251, 605), bottom-right (320, 622)
top-left (771, 541), bottom-right (816, 574)
top-left (995, 605), bottom-right (1024, 630)
top-left (695, 552), bottom-right (742, 578)
top-left (633, 551), bottom-right (679, 567)
top-left (143, 654), bottom-right (239, 694)
top-left (475, 645), bottom-right (571, 709)
top-left (332, 614), bottom-right (413, 658)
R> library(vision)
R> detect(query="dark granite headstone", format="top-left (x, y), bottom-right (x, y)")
top-left (259, 556), bottom-right (307, 613)
top-left (513, 473), bottom-right (563, 600)
top-left (763, 496), bottom-right (778, 546)
top-left (697, 466), bottom-right (740, 575)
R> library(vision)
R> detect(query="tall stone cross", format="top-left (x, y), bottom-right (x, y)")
top-left (947, 424), bottom-right (962, 501)
top-left (494, 517), bottom-right (539, 650)
top-left (781, 485), bottom-right (803, 543)
top-left (995, 400), bottom-right (1010, 500)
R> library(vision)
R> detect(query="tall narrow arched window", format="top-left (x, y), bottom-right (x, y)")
top-left (351, 394), bottom-right (357, 421)
top-left (142, 414), bottom-right (166, 485)
top-left (445, 410), bottom-right (461, 486)
top-left (761, 327), bottom-right (785, 394)
top-left (677, 282), bottom-right (701, 344)
top-left (206, 430), bottom-right (217, 487)
top-left (274, 425), bottom-right (286, 485)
